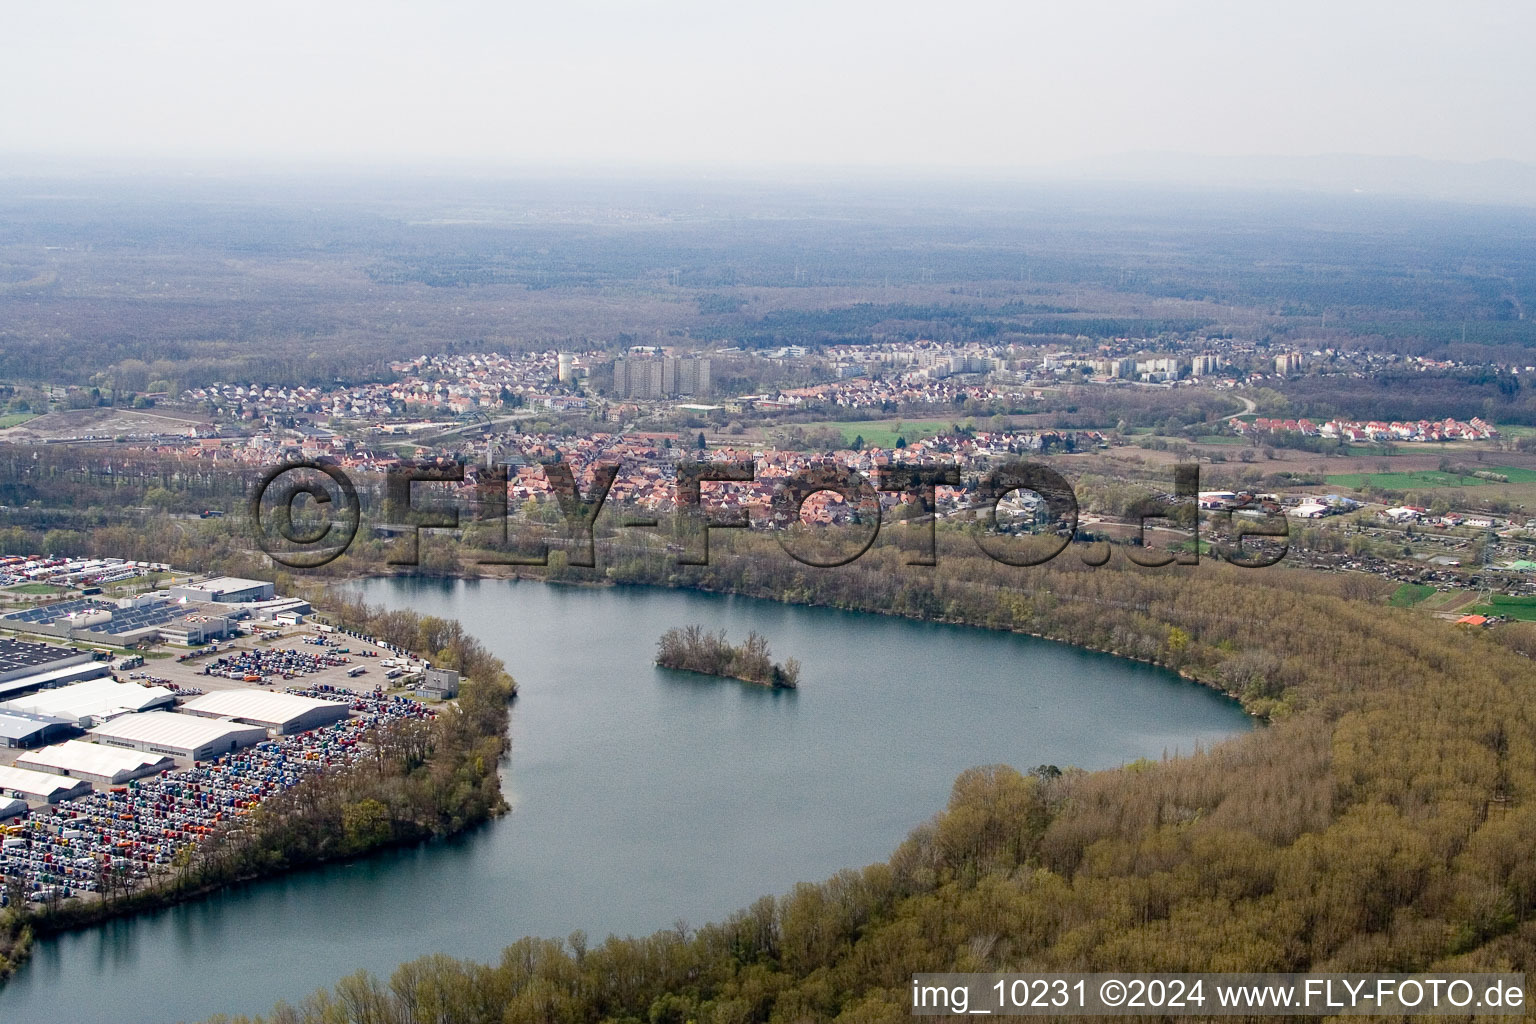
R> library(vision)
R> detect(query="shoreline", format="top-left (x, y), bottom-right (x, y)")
top-left (4, 562), bottom-right (1253, 988)
top-left (356, 566), bottom-right (1257, 716)
top-left (653, 661), bottom-right (799, 690)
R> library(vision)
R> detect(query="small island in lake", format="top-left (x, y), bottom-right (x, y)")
top-left (656, 625), bottom-right (801, 688)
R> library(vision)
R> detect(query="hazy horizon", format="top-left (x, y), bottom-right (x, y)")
top-left (5, 2), bottom-right (1533, 172)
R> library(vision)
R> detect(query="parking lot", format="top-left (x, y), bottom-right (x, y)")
top-left (144, 626), bottom-right (422, 696)
top-left (1, 626), bottom-right (426, 775)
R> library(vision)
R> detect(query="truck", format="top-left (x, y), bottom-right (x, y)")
top-left (347, 666), bottom-right (367, 678)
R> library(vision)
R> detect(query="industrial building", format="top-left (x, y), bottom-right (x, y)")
top-left (17, 740), bottom-right (175, 787)
top-left (416, 667), bottom-right (461, 700)
top-left (88, 711), bottom-right (267, 761)
top-left (0, 709), bottom-right (75, 749)
top-left (0, 595), bottom-right (233, 646)
top-left (169, 577), bottom-right (276, 605)
top-left (0, 638), bottom-right (95, 684)
top-left (179, 689), bottom-right (350, 736)
top-left (2, 677), bottom-right (177, 728)
top-left (0, 659), bottom-right (112, 702)
top-left (156, 614), bottom-right (232, 646)
top-left (0, 797), bottom-right (25, 821)
top-left (0, 763), bottom-right (93, 804)
top-left (0, 638), bottom-right (109, 701)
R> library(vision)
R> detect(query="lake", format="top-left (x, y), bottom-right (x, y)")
top-left (0, 577), bottom-right (1251, 1023)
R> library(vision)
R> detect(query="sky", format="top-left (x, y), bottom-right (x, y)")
top-left (3, 1), bottom-right (1533, 171)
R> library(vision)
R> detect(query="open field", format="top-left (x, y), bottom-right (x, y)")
top-left (1326, 466), bottom-right (1536, 490)
top-left (786, 418), bottom-right (954, 448)
top-left (3, 583), bottom-right (69, 596)
top-left (0, 413), bottom-right (36, 429)
top-left (1389, 582), bottom-right (1435, 606)
top-left (0, 406), bottom-right (211, 442)
top-left (1471, 593), bottom-right (1536, 621)
top-left (1419, 589), bottom-right (1481, 613)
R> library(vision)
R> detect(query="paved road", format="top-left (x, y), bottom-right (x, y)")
top-left (1222, 394), bottom-right (1258, 422)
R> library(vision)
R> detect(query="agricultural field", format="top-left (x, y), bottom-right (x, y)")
top-left (1389, 582), bottom-right (1435, 607)
top-left (787, 418), bottom-right (954, 449)
top-left (1326, 466), bottom-right (1536, 490)
top-left (0, 412), bottom-right (36, 429)
top-left (1471, 593), bottom-right (1536, 621)
top-left (0, 406), bottom-right (210, 442)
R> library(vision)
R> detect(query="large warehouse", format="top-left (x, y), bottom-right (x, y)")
top-left (0, 638), bottom-right (103, 700)
top-left (179, 688), bottom-right (350, 735)
top-left (0, 763), bottom-right (93, 804)
top-left (0, 638), bottom-right (95, 683)
top-left (0, 660), bottom-right (112, 701)
top-left (0, 709), bottom-right (75, 749)
top-left (88, 711), bottom-right (266, 761)
top-left (1, 677), bottom-right (177, 727)
top-left (170, 577), bottom-right (276, 605)
top-left (17, 740), bottom-right (175, 786)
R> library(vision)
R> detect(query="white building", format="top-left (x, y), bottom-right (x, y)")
top-left (0, 763), bottom-right (93, 804)
top-left (17, 740), bottom-right (175, 787)
top-left (88, 711), bottom-right (267, 761)
top-left (179, 689), bottom-right (350, 736)
top-left (1, 678), bottom-right (177, 728)
top-left (169, 577), bottom-right (276, 605)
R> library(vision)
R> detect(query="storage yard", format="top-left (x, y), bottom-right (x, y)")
top-left (1, 687), bottom-right (439, 907)
top-left (0, 595), bottom-right (454, 907)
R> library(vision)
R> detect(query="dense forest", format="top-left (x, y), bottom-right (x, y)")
top-left (1274, 367), bottom-right (1536, 424)
top-left (5, 179), bottom-right (1536, 391)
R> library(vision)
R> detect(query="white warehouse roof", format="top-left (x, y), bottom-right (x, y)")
top-left (176, 575), bottom-right (270, 593)
top-left (1, 677), bottom-right (176, 725)
top-left (17, 740), bottom-right (174, 782)
top-left (180, 689), bottom-right (348, 728)
top-left (88, 711), bottom-right (266, 756)
top-left (0, 763), bottom-right (92, 802)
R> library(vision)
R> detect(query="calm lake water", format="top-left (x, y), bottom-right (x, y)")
top-left (0, 578), bottom-right (1251, 1023)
